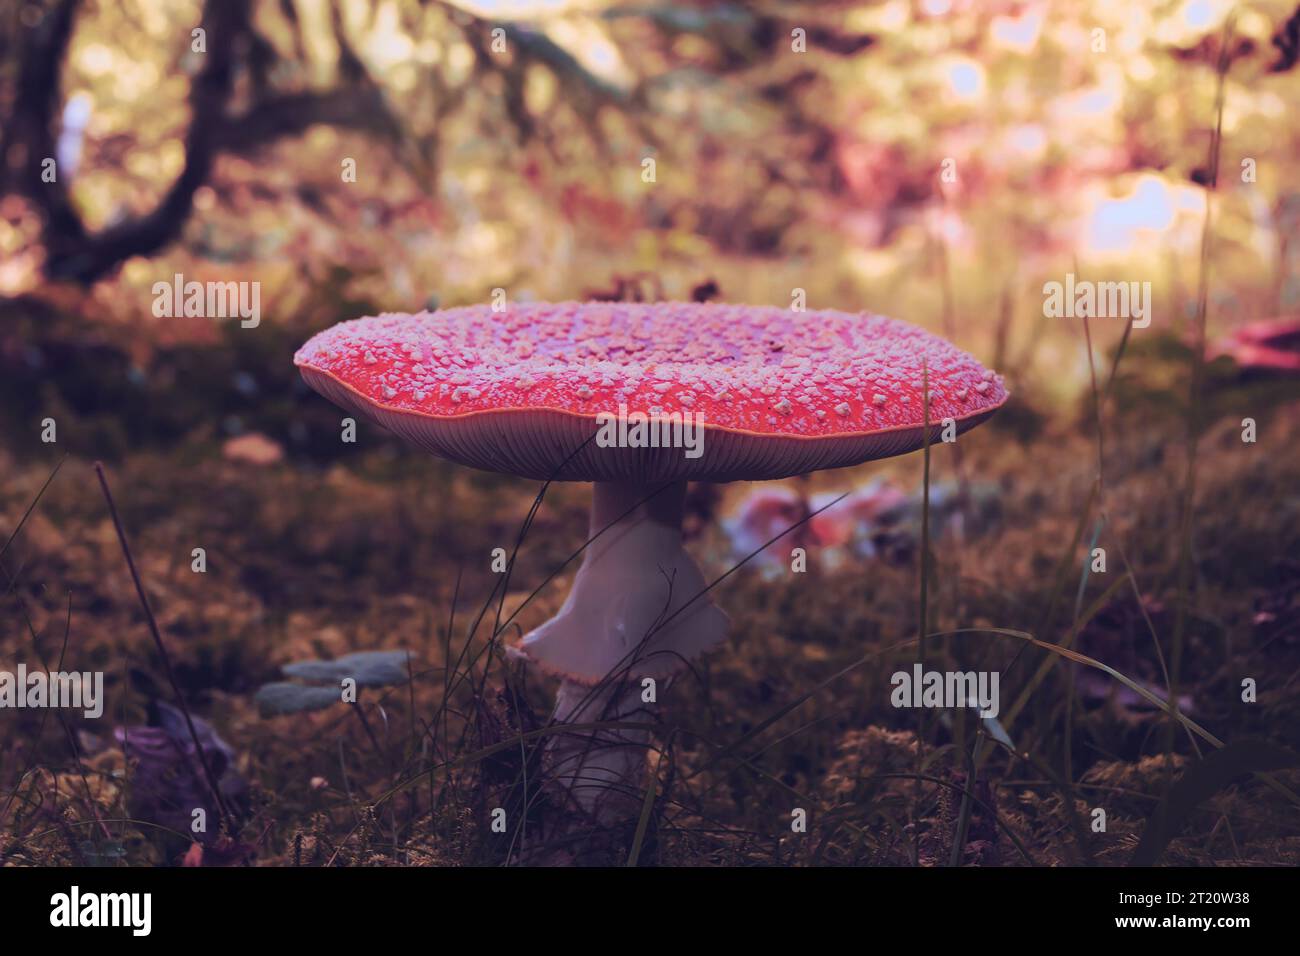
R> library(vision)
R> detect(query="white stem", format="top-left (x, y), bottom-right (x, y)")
top-left (513, 479), bottom-right (728, 822)
top-left (544, 678), bottom-right (653, 824)
top-left (517, 480), bottom-right (727, 684)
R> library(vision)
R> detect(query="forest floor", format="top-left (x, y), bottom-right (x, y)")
top-left (2, 303), bottom-right (1299, 866)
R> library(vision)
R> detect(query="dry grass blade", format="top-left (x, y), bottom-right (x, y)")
top-left (93, 462), bottom-right (235, 835)
top-left (1170, 10), bottom-right (1235, 753)
top-left (626, 743), bottom-right (665, 866)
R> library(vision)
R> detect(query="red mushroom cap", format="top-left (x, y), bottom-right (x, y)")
top-left (294, 301), bottom-right (1008, 481)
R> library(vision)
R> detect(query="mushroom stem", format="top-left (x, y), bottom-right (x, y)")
top-left (590, 477), bottom-right (687, 534)
top-left (516, 479), bottom-right (728, 824)
top-left (545, 677), bottom-right (653, 824)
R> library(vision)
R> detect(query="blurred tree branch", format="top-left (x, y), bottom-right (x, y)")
top-left (0, 0), bottom-right (404, 285)
top-left (0, 0), bottom-right (866, 286)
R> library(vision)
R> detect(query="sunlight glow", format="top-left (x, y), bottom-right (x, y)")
top-left (992, 6), bottom-right (1044, 53)
top-left (1183, 0), bottom-right (1215, 30)
top-left (947, 60), bottom-right (985, 99)
top-left (1083, 174), bottom-right (1204, 255)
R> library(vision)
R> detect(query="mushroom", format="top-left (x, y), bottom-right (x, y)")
top-left (723, 477), bottom-right (911, 571)
top-left (294, 301), bottom-right (1008, 835)
top-left (1208, 316), bottom-right (1300, 377)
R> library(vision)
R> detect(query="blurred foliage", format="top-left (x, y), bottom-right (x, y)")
top-left (0, 0), bottom-right (1297, 453)
top-left (0, 1), bottom-right (1296, 341)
